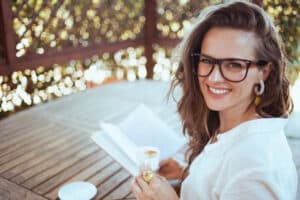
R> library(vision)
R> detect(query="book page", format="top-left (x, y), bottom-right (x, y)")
top-left (99, 122), bottom-right (139, 164)
top-left (119, 104), bottom-right (186, 160)
top-left (92, 104), bottom-right (187, 175)
top-left (91, 131), bottom-right (139, 176)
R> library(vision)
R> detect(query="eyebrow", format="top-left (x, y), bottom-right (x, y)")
top-left (200, 53), bottom-right (253, 61)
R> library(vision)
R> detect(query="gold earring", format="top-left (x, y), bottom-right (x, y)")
top-left (254, 80), bottom-right (264, 106)
top-left (255, 96), bottom-right (261, 105)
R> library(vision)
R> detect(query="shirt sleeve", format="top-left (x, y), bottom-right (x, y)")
top-left (220, 167), bottom-right (288, 200)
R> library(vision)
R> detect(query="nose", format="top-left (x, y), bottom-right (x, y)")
top-left (207, 64), bottom-right (224, 82)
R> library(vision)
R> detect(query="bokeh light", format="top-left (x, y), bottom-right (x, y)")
top-left (0, 46), bottom-right (146, 117)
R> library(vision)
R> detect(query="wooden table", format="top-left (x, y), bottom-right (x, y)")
top-left (0, 80), bottom-right (299, 200)
top-left (0, 80), bottom-right (182, 200)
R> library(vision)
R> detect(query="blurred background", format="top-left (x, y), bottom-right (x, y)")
top-left (0, 0), bottom-right (299, 119)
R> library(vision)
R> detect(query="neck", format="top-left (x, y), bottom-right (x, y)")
top-left (218, 103), bottom-right (259, 133)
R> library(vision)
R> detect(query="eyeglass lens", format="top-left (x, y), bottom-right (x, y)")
top-left (197, 56), bottom-right (248, 82)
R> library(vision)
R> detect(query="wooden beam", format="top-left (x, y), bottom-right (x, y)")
top-left (144, 0), bottom-right (157, 79)
top-left (0, 65), bottom-right (9, 75)
top-left (154, 38), bottom-right (181, 48)
top-left (0, 39), bottom-right (143, 73)
top-left (0, 0), bottom-right (16, 73)
top-left (0, 38), bottom-right (181, 75)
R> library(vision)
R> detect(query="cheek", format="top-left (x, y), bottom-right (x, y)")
top-left (234, 80), bottom-right (256, 98)
top-left (236, 69), bottom-right (260, 95)
top-left (198, 78), bottom-right (206, 89)
top-left (198, 80), bottom-right (207, 95)
top-left (247, 68), bottom-right (260, 84)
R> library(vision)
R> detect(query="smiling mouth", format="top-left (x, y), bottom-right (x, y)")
top-left (208, 86), bottom-right (231, 95)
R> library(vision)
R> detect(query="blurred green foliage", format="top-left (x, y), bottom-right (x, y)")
top-left (263, 0), bottom-right (300, 84)
top-left (11, 0), bottom-right (145, 57)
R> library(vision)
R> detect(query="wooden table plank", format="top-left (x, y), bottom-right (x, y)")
top-left (2, 131), bottom-right (87, 179)
top-left (0, 112), bottom-right (50, 135)
top-left (0, 130), bottom-right (73, 174)
top-left (22, 142), bottom-right (98, 189)
top-left (95, 169), bottom-right (131, 199)
top-left (0, 125), bottom-right (65, 167)
top-left (33, 150), bottom-right (106, 195)
top-left (102, 177), bottom-right (134, 200)
top-left (0, 124), bottom-right (56, 158)
top-left (11, 138), bottom-right (92, 184)
top-left (87, 162), bottom-right (122, 187)
top-left (0, 177), bottom-right (47, 200)
top-left (125, 192), bottom-right (136, 199)
top-left (0, 118), bottom-right (49, 141)
top-left (45, 156), bottom-right (114, 199)
top-left (0, 122), bottom-right (53, 153)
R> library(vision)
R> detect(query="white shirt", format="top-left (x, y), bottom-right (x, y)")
top-left (181, 118), bottom-right (298, 200)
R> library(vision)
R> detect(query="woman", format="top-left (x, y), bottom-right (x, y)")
top-left (131, 1), bottom-right (298, 199)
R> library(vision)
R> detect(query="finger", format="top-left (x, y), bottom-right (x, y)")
top-left (157, 169), bottom-right (165, 176)
top-left (131, 180), bottom-right (143, 198)
top-left (159, 158), bottom-right (172, 167)
top-left (132, 186), bottom-right (142, 200)
top-left (136, 176), bottom-right (151, 191)
top-left (130, 178), bottom-right (142, 192)
top-left (137, 176), bottom-right (156, 199)
top-left (157, 168), bottom-right (169, 177)
top-left (148, 175), bottom-right (164, 189)
top-left (158, 166), bottom-right (169, 173)
top-left (156, 174), bottom-right (167, 182)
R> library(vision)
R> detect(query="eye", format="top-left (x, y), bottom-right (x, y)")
top-left (227, 62), bottom-right (243, 68)
top-left (199, 58), bottom-right (213, 64)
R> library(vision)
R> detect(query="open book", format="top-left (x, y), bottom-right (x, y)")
top-left (91, 104), bottom-right (186, 176)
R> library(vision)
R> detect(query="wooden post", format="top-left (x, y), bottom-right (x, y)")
top-left (144, 0), bottom-right (157, 79)
top-left (0, 0), bottom-right (16, 73)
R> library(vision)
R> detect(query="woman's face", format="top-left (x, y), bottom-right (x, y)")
top-left (198, 27), bottom-right (265, 113)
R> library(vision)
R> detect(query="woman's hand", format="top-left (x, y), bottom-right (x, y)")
top-left (158, 158), bottom-right (184, 180)
top-left (131, 173), bottom-right (179, 200)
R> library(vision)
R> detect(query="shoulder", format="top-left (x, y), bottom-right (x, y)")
top-left (215, 118), bottom-right (297, 199)
top-left (222, 118), bottom-right (293, 171)
top-left (226, 132), bottom-right (290, 167)
top-left (219, 131), bottom-right (297, 200)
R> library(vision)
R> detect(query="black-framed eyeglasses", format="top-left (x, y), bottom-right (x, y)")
top-left (191, 53), bottom-right (268, 82)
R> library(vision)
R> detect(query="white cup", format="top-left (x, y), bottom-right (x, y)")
top-left (136, 146), bottom-right (160, 171)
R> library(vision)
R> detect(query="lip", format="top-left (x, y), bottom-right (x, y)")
top-left (206, 85), bottom-right (231, 98)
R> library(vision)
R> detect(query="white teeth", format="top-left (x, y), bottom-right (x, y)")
top-left (209, 87), bottom-right (230, 95)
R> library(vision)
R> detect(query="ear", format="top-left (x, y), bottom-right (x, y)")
top-left (259, 62), bottom-right (272, 81)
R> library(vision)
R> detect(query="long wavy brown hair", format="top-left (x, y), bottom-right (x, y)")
top-left (169, 1), bottom-right (293, 180)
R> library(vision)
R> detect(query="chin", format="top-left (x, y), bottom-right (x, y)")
top-left (206, 102), bottom-right (227, 112)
